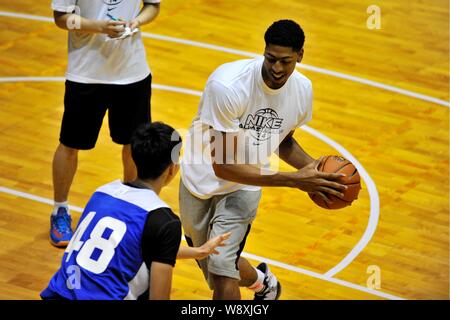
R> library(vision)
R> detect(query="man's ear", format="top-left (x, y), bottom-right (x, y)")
top-left (168, 163), bottom-right (179, 177)
top-left (168, 163), bottom-right (175, 176)
top-left (163, 164), bottom-right (176, 185)
top-left (297, 48), bottom-right (304, 63)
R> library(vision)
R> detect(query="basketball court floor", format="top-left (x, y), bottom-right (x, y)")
top-left (0, 0), bottom-right (448, 300)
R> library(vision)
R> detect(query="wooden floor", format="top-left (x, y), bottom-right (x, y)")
top-left (0, 0), bottom-right (448, 300)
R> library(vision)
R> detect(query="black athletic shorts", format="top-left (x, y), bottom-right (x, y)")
top-left (59, 74), bottom-right (152, 150)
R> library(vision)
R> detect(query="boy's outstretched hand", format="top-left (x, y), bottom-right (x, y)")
top-left (195, 232), bottom-right (232, 260)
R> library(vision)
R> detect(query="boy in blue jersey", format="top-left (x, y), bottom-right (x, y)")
top-left (41, 122), bottom-right (230, 300)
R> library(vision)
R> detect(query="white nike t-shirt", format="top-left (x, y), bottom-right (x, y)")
top-left (181, 57), bottom-right (313, 199)
top-left (52, 0), bottom-right (160, 84)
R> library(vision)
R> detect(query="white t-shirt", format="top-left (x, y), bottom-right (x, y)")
top-left (52, 0), bottom-right (160, 84)
top-left (181, 57), bottom-right (313, 199)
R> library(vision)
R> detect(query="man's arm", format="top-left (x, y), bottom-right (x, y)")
top-left (277, 130), bottom-right (314, 170)
top-left (142, 208), bottom-right (181, 300)
top-left (52, 2), bottom-right (160, 37)
top-left (211, 130), bottom-right (347, 201)
top-left (129, 3), bottom-right (161, 30)
top-left (53, 11), bottom-right (126, 37)
top-left (149, 262), bottom-right (173, 300)
top-left (177, 232), bottom-right (231, 260)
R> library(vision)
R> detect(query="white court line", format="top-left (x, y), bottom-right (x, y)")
top-left (0, 76), bottom-right (379, 279)
top-left (0, 186), bottom-right (84, 213)
top-left (0, 11), bottom-right (53, 22)
top-left (0, 76), bottom-right (65, 82)
top-left (302, 127), bottom-right (380, 277)
top-left (139, 32), bottom-right (450, 108)
top-left (0, 185), bottom-right (403, 300)
top-left (0, 77), bottom-right (204, 97)
top-left (0, 10), bottom-right (448, 108)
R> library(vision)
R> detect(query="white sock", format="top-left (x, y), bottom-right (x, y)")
top-left (247, 267), bottom-right (266, 293)
top-left (52, 201), bottom-right (69, 216)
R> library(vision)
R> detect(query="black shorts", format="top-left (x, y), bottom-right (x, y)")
top-left (59, 74), bottom-right (152, 150)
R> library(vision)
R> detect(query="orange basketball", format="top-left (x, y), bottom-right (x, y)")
top-left (308, 155), bottom-right (361, 209)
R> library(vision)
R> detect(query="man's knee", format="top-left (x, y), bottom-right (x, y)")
top-left (57, 143), bottom-right (79, 157)
top-left (208, 257), bottom-right (241, 290)
top-left (210, 273), bottom-right (239, 288)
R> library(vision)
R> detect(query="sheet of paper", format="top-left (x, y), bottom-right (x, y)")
top-left (106, 27), bottom-right (139, 41)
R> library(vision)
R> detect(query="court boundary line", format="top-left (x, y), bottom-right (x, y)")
top-left (0, 10), bottom-right (448, 108)
top-left (0, 185), bottom-right (403, 300)
top-left (0, 76), bottom-right (380, 278)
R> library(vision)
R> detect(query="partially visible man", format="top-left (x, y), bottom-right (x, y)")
top-left (49, 0), bottom-right (161, 247)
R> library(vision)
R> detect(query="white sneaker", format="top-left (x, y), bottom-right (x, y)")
top-left (253, 262), bottom-right (282, 300)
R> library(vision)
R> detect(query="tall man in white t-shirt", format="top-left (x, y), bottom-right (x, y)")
top-left (49, 0), bottom-right (161, 247)
top-left (180, 20), bottom-right (348, 300)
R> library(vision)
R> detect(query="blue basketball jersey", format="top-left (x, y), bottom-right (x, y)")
top-left (41, 180), bottom-right (172, 300)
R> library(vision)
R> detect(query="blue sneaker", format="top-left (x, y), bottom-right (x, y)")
top-left (50, 207), bottom-right (73, 248)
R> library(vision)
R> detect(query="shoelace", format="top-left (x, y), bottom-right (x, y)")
top-left (53, 215), bottom-right (71, 234)
top-left (257, 286), bottom-right (269, 295)
top-left (255, 282), bottom-right (270, 296)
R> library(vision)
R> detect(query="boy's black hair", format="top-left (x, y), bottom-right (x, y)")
top-left (131, 122), bottom-right (182, 180)
top-left (264, 19), bottom-right (305, 52)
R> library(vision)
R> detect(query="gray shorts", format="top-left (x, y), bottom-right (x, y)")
top-left (179, 180), bottom-right (262, 290)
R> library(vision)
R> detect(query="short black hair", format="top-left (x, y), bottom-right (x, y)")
top-left (131, 122), bottom-right (182, 180)
top-left (264, 19), bottom-right (305, 52)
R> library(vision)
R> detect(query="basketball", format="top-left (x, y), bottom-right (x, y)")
top-left (309, 156), bottom-right (361, 209)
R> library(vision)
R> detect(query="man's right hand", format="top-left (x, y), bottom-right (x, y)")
top-left (99, 20), bottom-right (127, 38)
top-left (291, 157), bottom-right (348, 203)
